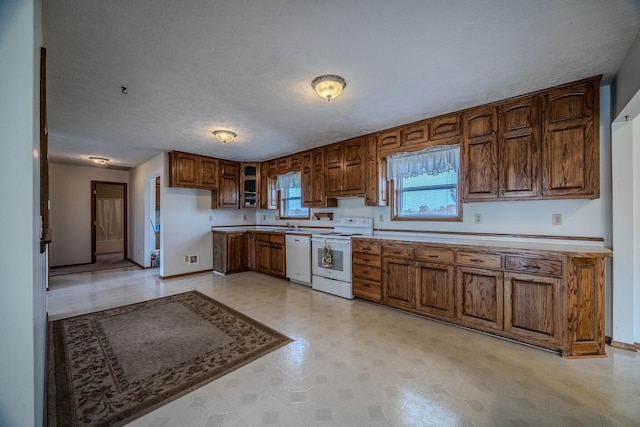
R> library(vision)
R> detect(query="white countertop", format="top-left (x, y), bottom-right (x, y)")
top-left (357, 231), bottom-right (613, 256)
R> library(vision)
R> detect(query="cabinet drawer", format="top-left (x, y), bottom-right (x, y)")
top-left (457, 251), bottom-right (502, 268)
top-left (270, 234), bottom-right (285, 244)
top-left (353, 253), bottom-right (381, 268)
top-left (505, 255), bottom-right (563, 276)
top-left (383, 245), bottom-right (415, 258)
top-left (353, 278), bottom-right (382, 301)
top-left (256, 233), bottom-right (269, 242)
top-left (353, 264), bottom-right (382, 281)
top-left (415, 247), bottom-right (455, 263)
top-left (353, 241), bottom-right (381, 255)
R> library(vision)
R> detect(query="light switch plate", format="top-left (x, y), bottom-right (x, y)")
top-left (552, 214), bottom-right (562, 225)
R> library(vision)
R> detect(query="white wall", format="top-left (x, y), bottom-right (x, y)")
top-left (49, 163), bottom-right (129, 266)
top-left (129, 153), bottom-right (163, 267)
top-left (0, 0), bottom-right (46, 425)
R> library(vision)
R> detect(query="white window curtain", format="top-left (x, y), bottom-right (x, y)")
top-left (387, 144), bottom-right (460, 180)
top-left (276, 171), bottom-right (301, 190)
top-left (96, 198), bottom-right (124, 241)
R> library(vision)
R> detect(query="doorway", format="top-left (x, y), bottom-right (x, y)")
top-left (91, 181), bottom-right (128, 264)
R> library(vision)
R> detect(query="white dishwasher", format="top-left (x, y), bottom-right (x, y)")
top-left (285, 234), bottom-right (311, 286)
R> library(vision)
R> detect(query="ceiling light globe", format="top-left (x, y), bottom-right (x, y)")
top-left (213, 130), bottom-right (237, 143)
top-left (89, 156), bottom-right (109, 165)
top-left (312, 75), bottom-right (346, 101)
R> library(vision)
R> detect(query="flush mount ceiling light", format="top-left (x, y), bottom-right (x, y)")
top-left (89, 156), bottom-right (109, 165)
top-left (312, 74), bottom-right (346, 102)
top-left (213, 130), bottom-right (237, 143)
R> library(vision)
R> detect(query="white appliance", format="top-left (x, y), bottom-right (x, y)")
top-left (311, 217), bottom-right (374, 299)
top-left (285, 234), bottom-right (311, 286)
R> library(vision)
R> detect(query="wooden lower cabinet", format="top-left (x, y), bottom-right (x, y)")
top-left (212, 231), bottom-right (247, 274)
top-left (247, 233), bottom-right (257, 270)
top-left (456, 266), bottom-right (504, 332)
top-left (415, 261), bottom-right (455, 319)
top-left (352, 241), bottom-right (382, 301)
top-left (504, 272), bottom-right (562, 348)
top-left (383, 257), bottom-right (415, 310)
top-left (255, 233), bottom-right (286, 278)
top-left (353, 237), bottom-right (610, 358)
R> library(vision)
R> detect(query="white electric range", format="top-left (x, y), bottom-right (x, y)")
top-left (310, 217), bottom-right (374, 299)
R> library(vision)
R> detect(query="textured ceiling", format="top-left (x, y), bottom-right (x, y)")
top-left (43, 0), bottom-right (640, 169)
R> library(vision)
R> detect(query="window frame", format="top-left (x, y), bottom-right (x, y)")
top-left (390, 151), bottom-right (462, 222)
top-left (278, 186), bottom-right (310, 220)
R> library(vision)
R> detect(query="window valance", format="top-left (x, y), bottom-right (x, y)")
top-left (386, 144), bottom-right (460, 180)
top-left (276, 171), bottom-right (301, 190)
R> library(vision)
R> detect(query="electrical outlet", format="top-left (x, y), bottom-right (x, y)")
top-left (243, 214), bottom-right (246, 220)
top-left (378, 214), bottom-right (384, 223)
top-left (552, 213), bottom-right (562, 225)
top-left (474, 214), bottom-right (482, 224)
top-left (263, 215), bottom-right (266, 220)
top-left (184, 256), bottom-right (189, 263)
top-left (209, 215), bottom-right (213, 221)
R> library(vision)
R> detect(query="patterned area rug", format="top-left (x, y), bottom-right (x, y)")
top-left (48, 291), bottom-right (292, 426)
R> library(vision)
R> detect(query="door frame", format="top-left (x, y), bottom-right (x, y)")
top-left (91, 181), bottom-right (128, 263)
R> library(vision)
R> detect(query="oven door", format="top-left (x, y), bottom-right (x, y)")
top-left (311, 238), bottom-right (352, 283)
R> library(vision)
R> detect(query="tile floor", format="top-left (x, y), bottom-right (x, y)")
top-left (47, 267), bottom-right (640, 427)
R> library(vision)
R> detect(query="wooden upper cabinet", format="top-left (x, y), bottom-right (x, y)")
top-left (169, 151), bottom-right (219, 189)
top-left (431, 112), bottom-right (460, 140)
top-left (498, 96), bottom-right (540, 198)
top-left (542, 78), bottom-right (599, 198)
top-left (240, 162), bottom-right (259, 209)
top-left (301, 148), bottom-right (336, 207)
top-left (275, 156), bottom-right (290, 174)
top-left (325, 143), bottom-right (343, 197)
top-left (401, 120), bottom-right (430, 148)
top-left (343, 138), bottom-right (366, 196)
top-left (377, 128), bottom-right (402, 154)
top-left (215, 160), bottom-right (239, 209)
top-left (462, 106), bottom-right (498, 201)
top-left (289, 153), bottom-right (301, 171)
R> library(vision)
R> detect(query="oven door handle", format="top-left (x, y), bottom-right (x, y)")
top-left (311, 238), bottom-right (351, 246)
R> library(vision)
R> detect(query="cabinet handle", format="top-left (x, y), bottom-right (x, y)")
top-left (362, 246), bottom-right (371, 250)
top-left (393, 251), bottom-right (402, 255)
top-left (523, 265), bottom-right (541, 271)
top-left (470, 259), bottom-right (485, 263)
top-left (428, 255), bottom-right (440, 259)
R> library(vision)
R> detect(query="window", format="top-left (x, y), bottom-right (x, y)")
top-left (277, 172), bottom-right (309, 219)
top-left (388, 144), bottom-right (461, 221)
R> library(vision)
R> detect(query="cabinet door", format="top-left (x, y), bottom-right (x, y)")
top-left (504, 272), bottom-right (562, 348)
top-left (270, 243), bottom-right (286, 277)
top-left (377, 128), bottom-right (401, 153)
top-left (343, 138), bottom-right (365, 196)
top-left (289, 153), bottom-right (301, 171)
top-left (462, 106), bottom-right (498, 201)
top-left (228, 233), bottom-right (247, 272)
top-left (301, 151), bottom-right (313, 206)
top-left (256, 241), bottom-right (271, 273)
top-left (169, 152), bottom-right (199, 187)
top-left (456, 266), bottom-right (503, 332)
top-left (430, 113), bottom-right (460, 140)
top-left (311, 148), bottom-right (326, 206)
top-left (383, 258), bottom-right (415, 310)
top-left (541, 79), bottom-right (599, 198)
top-left (240, 163), bottom-right (259, 208)
top-left (364, 135), bottom-right (379, 206)
top-left (212, 232), bottom-right (228, 274)
top-left (401, 121), bottom-right (430, 148)
top-left (415, 261), bottom-right (455, 319)
top-left (325, 144), bottom-right (343, 197)
top-left (498, 96), bottom-right (540, 198)
top-left (218, 160), bottom-right (239, 209)
top-left (199, 157), bottom-right (219, 189)
top-left (246, 233), bottom-right (257, 270)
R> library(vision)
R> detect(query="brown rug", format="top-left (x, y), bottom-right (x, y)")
top-left (48, 291), bottom-right (292, 426)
